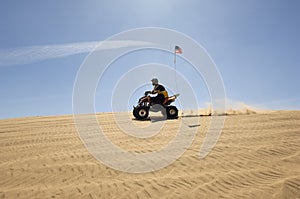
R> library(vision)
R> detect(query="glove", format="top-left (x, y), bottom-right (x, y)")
top-left (144, 91), bottom-right (151, 95)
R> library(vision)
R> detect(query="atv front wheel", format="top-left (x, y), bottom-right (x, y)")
top-left (133, 106), bottom-right (149, 120)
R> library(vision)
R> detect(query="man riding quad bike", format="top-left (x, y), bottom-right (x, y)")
top-left (133, 78), bottom-right (179, 120)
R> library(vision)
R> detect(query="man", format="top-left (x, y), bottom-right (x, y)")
top-left (145, 78), bottom-right (168, 105)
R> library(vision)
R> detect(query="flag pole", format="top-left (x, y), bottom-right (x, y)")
top-left (174, 46), bottom-right (178, 93)
top-left (174, 48), bottom-right (176, 65)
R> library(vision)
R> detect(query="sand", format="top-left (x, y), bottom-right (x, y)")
top-left (0, 111), bottom-right (299, 198)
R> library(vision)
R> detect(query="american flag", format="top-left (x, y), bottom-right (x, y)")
top-left (175, 45), bottom-right (183, 54)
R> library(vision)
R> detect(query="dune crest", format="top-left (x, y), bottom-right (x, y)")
top-left (0, 111), bottom-right (299, 198)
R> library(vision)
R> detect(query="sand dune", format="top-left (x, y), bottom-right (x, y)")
top-left (0, 111), bottom-right (299, 198)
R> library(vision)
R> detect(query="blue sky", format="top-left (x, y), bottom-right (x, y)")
top-left (0, 0), bottom-right (299, 119)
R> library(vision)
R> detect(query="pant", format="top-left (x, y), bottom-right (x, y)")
top-left (150, 94), bottom-right (165, 105)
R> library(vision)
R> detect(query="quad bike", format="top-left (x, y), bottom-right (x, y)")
top-left (133, 92), bottom-right (179, 120)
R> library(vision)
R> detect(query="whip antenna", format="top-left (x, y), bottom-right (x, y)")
top-left (174, 45), bottom-right (182, 93)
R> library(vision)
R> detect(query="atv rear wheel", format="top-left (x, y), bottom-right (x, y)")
top-left (133, 106), bottom-right (149, 120)
top-left (166, 106), bottom-right (178, 119)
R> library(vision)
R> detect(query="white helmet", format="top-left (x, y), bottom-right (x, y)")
top-left (151, 78), bottom-right (158, 85)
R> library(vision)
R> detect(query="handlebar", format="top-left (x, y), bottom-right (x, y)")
top-left (144, 91), bottom-right (151, 96)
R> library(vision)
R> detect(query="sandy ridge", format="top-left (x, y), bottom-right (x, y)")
top-left (0, 111), bottom-right (299, 198)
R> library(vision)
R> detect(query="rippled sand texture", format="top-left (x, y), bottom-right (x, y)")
top-left (0, 111), bottom-right (299, 198)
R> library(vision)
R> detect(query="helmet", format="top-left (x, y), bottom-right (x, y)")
top-left (151, 78), bottom-right (158, 85)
